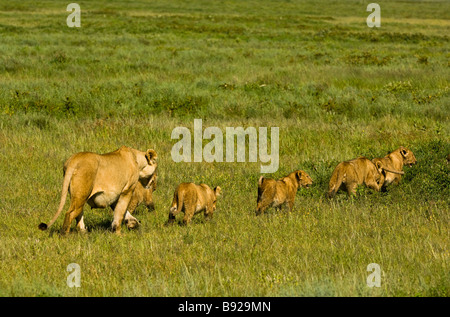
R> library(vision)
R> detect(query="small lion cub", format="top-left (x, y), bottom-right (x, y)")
top-left (256, 170), bottom-right (312, 215)
top-left (168, 183), bottom-right (221, 225)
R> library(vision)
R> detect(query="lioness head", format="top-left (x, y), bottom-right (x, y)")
top-left (399, 146), bottom-right (417, 167)
top-left (139, 149), bottom-right (158, 179)
top-left (295, 170), bottom-right (313, 188)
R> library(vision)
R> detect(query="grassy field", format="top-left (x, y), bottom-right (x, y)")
top-left (0, 0), bottom-right (449, 297)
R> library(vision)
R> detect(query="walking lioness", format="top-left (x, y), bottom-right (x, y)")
top-left (38, 146), bottom-right (157, 234)
top-left (256, 170), bottom-right (313, 215)
top-left (327, 156), bottom-right (404, 198)
top-left (168, 183), bottom-right (221, 225)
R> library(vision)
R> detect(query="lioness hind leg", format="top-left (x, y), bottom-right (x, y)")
top-left (62, 201), bottom-right (84, 234)
top-left (75, 213), bottom-right (87, 233)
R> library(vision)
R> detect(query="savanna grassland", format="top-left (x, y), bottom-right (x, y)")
top-left (0, 0), bottom-right (449, 297)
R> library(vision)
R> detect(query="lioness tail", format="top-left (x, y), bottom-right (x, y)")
top-left (39, 166), bottom-right (74, 230)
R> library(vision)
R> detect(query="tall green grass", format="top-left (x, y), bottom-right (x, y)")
top-left (0, 0), bottom-right (448, 297)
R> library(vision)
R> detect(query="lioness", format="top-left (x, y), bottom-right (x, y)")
top-left (256, 170), bottom-right (313, 215)
top-left (168, 183), bottom-right (221, 225)
top-left (372, 146), bottom-right (417, 189)
top-left (38, 146), bottom-right (157, 234)
top-left (327, 156), bottom-right (404, 198)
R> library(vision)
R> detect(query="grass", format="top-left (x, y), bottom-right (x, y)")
top-left (0, 0), bottom-right (449, 297)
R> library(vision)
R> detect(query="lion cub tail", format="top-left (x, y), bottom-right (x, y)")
top-left (169, 191), bottom-right (183, 217)
top-left (327, 166), bottom-right (345, 199)
top-left (38, 166), bottom-right (74, 231)
top-left (258, 175), bottom-right (265, 187)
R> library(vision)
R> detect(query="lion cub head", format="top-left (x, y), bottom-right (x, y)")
top-left (398, 146), bottom-right (417, 167)
top-left (256, 170), bottom-right (313, 215)
top-left (295, 170), bottom-right (313, 188)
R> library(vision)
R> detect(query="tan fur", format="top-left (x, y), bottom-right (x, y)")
top-left (372, 146), bottom-right (417, 188)
top-left (168, 183), bottom-right (221, 225)
top-left (38, 146), bottom-right (157, 234)
top-left (127, 171), bottom-right (157, 214)
top-left (328, 157), bottom-right (385, 198)
top-left (256, 170), bottom-right (313, 215)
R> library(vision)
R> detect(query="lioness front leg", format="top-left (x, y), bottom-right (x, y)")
top-left (111, 193), bottom-right (133, 235)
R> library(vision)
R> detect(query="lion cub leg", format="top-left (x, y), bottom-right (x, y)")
top-left (123, 211), bottom-right (140, 229)
top-left (204, 205), bottom-right (214, 221)
top-left (285, 199), bottom-right (295, 213)
top-left (168, 193), bottom-right (181, 225)
top-left (365, 179), bottom-right (380, 193)
top-left (143, 190), bottom-right (155, 212)
top-left (256, 191), bottom-right (274, 215)
top-left (256, 201), bottom-right (271, 215)
top-left (345, 182), bottom-right (358, 197)
top-left (182, 205), bottom-right (195, 225)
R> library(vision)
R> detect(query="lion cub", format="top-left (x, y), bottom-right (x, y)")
top-left (256, 170), bottom-right (313, 215)
top-left (128, 171), bottom-right (157, 213)
top-left (123, 171), bottom-right (158, 229)
top-left (327, 156), bottom-right (403, 198)
top-left (168, 183), bottom-right (221, 225)
top-left (371, 146), bottom-right (417, 189)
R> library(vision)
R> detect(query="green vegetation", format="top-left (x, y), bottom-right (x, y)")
top-left (0, 0), bottom-right (448, 296)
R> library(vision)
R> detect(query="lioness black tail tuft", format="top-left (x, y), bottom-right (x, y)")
top-left (38, 223), bottom-right (48, 231)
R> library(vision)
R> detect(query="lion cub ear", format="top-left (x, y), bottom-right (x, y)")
top-left (145, 149), bottom-right (157, 164)
top-left (295, 171), bottom-right (303, 181)
top-left (214, 186), bottom-right (221, 197)
top-left (375, 161), bottom-right (382, 170)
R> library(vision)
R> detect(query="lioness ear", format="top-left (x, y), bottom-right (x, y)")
top-left (214, 186), bottom-right (221, 197)
top-left (145, 149), bottom-right (157, 164)
top-left (401, 149), bottom-right (407, 157)
top-left (296, 171), bottom-right (303, 181)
